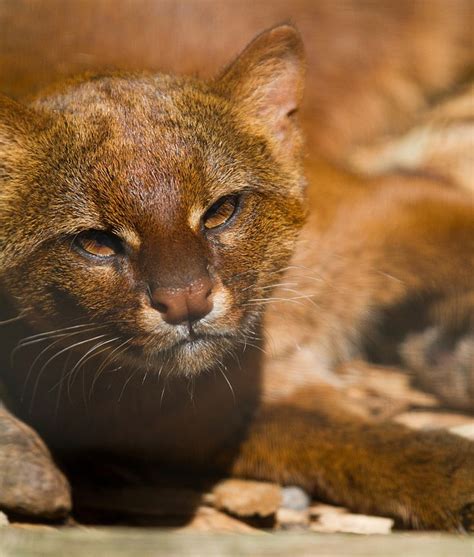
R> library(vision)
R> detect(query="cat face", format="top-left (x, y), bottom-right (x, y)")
top-left (0, 26), bottom-right (306, 375)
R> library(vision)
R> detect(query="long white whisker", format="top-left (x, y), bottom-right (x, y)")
top-left (66, 337), bottom-right (119, 398)
top-left (118, 370), bottom-right (138, 402)
top-left (89, 337), bottom-right (133, 399)
top-left (53, 351), bottom-right (73, 421)
top-left (0, 309), bottom-right (30, 326)
top-left (21, 332), bottom-right (94, 401)
top-left (15, 322), bottom-right (104, 344)
top-left (12, 324), bottom-right (107, 363)
top-left (47, 336), bottom-right (119, 399)
top-left (235, 337), bottom-right (269, 356)
top-left (28, 334), bottom-right (108, 414)
top-left (217, 363), bottom-right (235, 403)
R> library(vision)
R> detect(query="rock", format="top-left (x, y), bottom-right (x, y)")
top-left (0, 511), bottom-right (9, 526)
top-left (281, 486), bottom-right (310, 510)
top-left (309, 503), bottom-right (348, 517)
top-left (276, 508), bottom-right (310, 530)
top-left (311, 512), bottom-right (394, 534)
top-left (0, 407), bottom-right (71, 519)
top-left (212, 479), bottom-right (281, 518)
top-left (179, 506), bottom-right (261, 533)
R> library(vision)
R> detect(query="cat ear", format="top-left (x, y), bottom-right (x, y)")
top-left (216, 24), bottom-right (305, 154)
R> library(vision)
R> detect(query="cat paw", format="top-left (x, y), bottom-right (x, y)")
top-left (392, 430), bottom-right (474, 531)
top-left (0, 406), bottom-right (71, 519)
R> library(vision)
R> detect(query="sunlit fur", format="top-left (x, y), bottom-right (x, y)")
top-left (0, 23), bottom-right (473, 531)
top-left (0, 41), bottom-right (306, 376)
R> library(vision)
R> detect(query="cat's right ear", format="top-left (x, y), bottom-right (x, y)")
top-left (215, 24), bottom-right (305, 156)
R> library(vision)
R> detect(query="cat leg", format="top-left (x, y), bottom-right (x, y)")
top-left (226, 392), bottom-right (474, 531)
top-left (0, 405), bottom-right (71, 519)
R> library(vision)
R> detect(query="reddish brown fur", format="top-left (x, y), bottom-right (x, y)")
top-left (0, 17), bottom-right (473, 531)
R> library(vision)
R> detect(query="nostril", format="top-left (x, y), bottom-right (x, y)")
top-left (148, 290), bottom-right (172, 316)
top-left (153, 301), bottom-right (168, 314)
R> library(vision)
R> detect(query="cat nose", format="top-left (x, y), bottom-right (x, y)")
top-left (150, 278), bottom-right (213, 325)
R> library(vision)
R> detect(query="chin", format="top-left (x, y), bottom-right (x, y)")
top-left (174, 337), bottom-right (235, 375)
top-left (128, 335), bottom-right (236, 377)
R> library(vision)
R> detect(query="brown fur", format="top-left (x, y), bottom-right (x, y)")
top-left (0, 22), bottom-right (473, 531)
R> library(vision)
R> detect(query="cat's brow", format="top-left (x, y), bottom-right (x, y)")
top-left (116, 227), bottom-right (142, 250)
top-left (188, 206), bottom-right (204, 231)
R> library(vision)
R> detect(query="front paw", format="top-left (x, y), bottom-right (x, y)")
top-left (0, 407), bottom-right (71, 519)
top-left (379, 429), bottom-right (474, 531)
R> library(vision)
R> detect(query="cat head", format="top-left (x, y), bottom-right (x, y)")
top-left (0, 25), bottom-right (307, 375)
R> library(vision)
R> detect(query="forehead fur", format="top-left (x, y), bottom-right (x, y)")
top-left (32, 74), bottom-right (278, 225)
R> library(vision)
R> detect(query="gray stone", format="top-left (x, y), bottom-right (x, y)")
top-left (281, 486), bottom-right (310, 511)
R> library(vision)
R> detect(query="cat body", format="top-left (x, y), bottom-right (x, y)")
top-left (0, 25), bottom-right (473, 530)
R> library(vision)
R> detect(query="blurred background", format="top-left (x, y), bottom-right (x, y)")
top-left (1, 0), bottom-right (473, 159)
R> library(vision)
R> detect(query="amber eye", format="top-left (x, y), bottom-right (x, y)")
top-left (74, 230), bottom-right (123, 259)
top-left (202, 195), bottom-right (240, 230)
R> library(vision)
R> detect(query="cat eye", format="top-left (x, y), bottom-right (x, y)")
top-left (202, 194), bottom-right (240, 230)
top-left (74, 230), bottom-right (123, 259)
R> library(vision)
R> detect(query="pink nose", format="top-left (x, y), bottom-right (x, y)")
top-left (150, 278), bottom-right (213, 325)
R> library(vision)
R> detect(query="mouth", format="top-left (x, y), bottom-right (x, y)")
top-left (173, 330), bottom-right (232, 347)
top-left (125, 330), bottom-right (237, 376)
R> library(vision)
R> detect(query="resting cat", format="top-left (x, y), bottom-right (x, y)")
top-left (0, 26), bottom-right (473, 530)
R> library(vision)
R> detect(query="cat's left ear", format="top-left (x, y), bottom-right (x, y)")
top-left (215, 24), bottom-right (305, 155)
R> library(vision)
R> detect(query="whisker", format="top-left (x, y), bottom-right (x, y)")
top-left (0, 309), bottom-right (30, 326)
top-left (54, 351), bottom-right (73, 421)
top-left (15, 322), bottom-right (104, 345)
top-left (89, 337), bottom-right (133, 399)
top-left (12, 324), bottom-right (108, 363)
top-left (243, 295), bottom-right (314, 309)
top-left (64, 337), bottom-right (119, 400)
top-left (235, 337), bottom-right (269, 356)
top-left (118, 370), bottom-right (138, 402)
top-left (217, 363), bottom-right (235, 403)
top-left (271, 288), bottom-right (321, 309)
top-left (21, 332), bottom-right (91, 401)
top-left (28, 334), bottom-right (108, 414)
top-left (241, 281), bottom-right (297, 293)
top-left (159, 384), bottom-right (167, 407)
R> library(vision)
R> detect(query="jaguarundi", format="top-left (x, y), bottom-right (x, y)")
top-left (0, 24), bottom-right (473, 530)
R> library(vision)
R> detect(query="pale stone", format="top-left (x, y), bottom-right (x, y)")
top-left (276, 507), bottom-right (310, 529)
top-left (311, 512), bottom-right (394, 534)
top-left (179, 506), bottom-right (261, 533)
top-left (281, 486), bottom-right (310, 510)
top-left (212, 479), bottom-right (281, 518)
